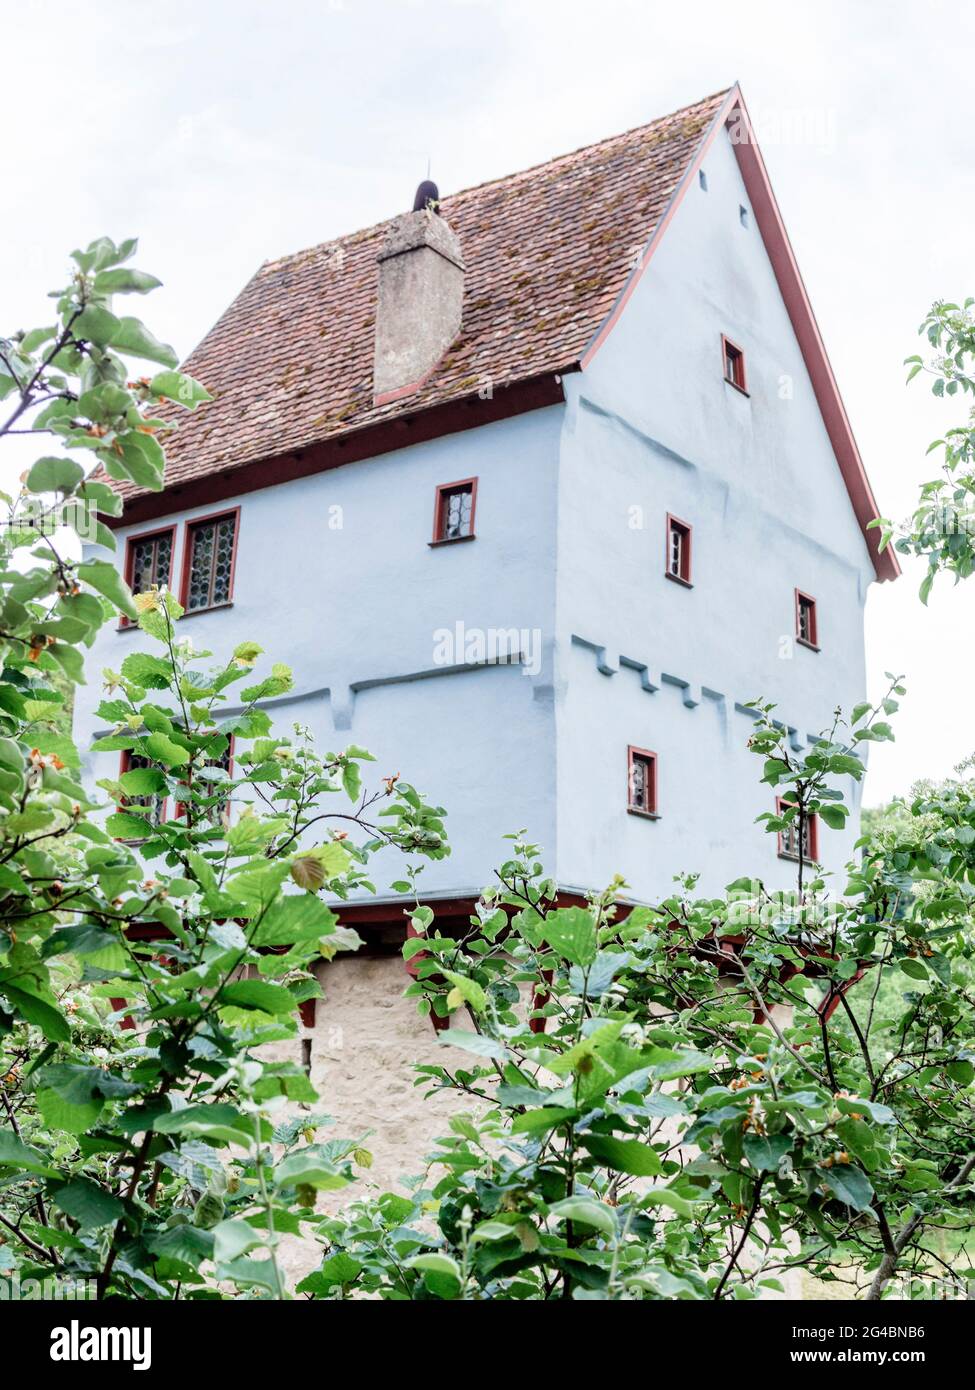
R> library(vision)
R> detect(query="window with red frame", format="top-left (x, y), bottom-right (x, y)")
top-left (722, 336), bottom-right (747, 393)
top-left (627, 746), bottom-right (658, 817)
top-left (665, 515), bottom-right (692, 585)
top-left (123, 527), bottom-right (175, 624)
top-left (182, 512), bottom-right (238, 612)
top-left (432, 478), bottom-right (477, 543)
top-left (117, 749), bottom-right (166, 836)
top-left (795, 590), bottom-right (819, 649)
top-left (176, 738), bottom-right (233, 826)
top-left (776, 798), bottom-right (819, 862)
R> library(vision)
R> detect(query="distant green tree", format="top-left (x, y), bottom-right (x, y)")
top-left (873, 297), bottom-right (975, 600)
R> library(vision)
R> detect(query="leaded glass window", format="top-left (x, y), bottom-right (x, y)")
top-left (185, 513), bottom-right (237, 612)
top-left (435, 481), bottom-right (476, 541)
top-left (120, 752), bottom-right (165, 831)
top-left (125, 530), bottom-right (174, 622)
top-left (797, 592), bottom-right (817, 647)
top-left (669, 527), bottom-right (683, 576)
top-left (627, 748), bottom-right (657, 816)
top-left (778, 803), bottom-right (816, 861)
top-left (723, 337), bottom-right (746, 391)
top-left (666, 517), bottom-right (691, 583)
top-left (190, 741), bottom-right (233, 826)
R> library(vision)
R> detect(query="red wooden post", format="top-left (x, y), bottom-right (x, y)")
top-left (529, 967), bottom-right (554, 1034)
top-left (405, 920), bottom-right (450, 1033)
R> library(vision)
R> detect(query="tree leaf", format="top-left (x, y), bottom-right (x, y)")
top-left (899, 958), bottom-right (929, 980)
top-left (120, 652), bottom-right (171, 690)
top-left (148, 1222), bottom-right (215, 1267)
top-left (510, 1106), bottom-right (577, 1135)
top-left (118, 766), bottom-right (168, 797)
top-left (645, 1046), bottom-right (713, 1081)
top-left (250, 893), bottom-right (337, 947)
top-left (541, 906), bottom-right (597, 968)
top-left (154, 1103), bottom-right (256, 1147)
top-left (0, 985), bottom-right (70, 1041)
top-left (743, 1132), bottom-right (792, 1172)
top-left (580, 1134), bottom-right (662, 1176)
top-left (290, 854), bottom-right (326, 892)
top-left (76, 560), bottom-right (137, 620)
top-left (26, 456), bottom-right (84, 495)
top-left (835, 1096), bottom-right (895, 1125)
top-left (548, 1196), bottom-right (618, 1236)
top-left (437, 1029), bottom-right (506, 1059)
top-left (149, 371), bottom-right (212, 410)
top-left (105, 810), bottom-right (154, 841)
top-left (73, 304), bottom-right (121, 345)
top-left (217, 980), bottom-right (296, 1015)
top-left (213, 1218), bottom-right (264, 1264)
top-left (569, 949), bottom-right (630, 998)
top-left (109, 316), bottom-right (178, 367)
top-left (824, 1164), bottom-right (874, 1211)
top-left (144, 731), bottom-right (189, 768)
top-left (639, 1188), bottom-right (695, 1218)
top-left (442, 969), bottom-right (487, 1014)
top-left (37, 1087), bottom-right (103, 1135)
top-left (50, 1177), bottom-right (124, 1230)
top-left (405, 1252), bottom-right (462, 1281)
top-left (273, 1147), bottom-right (349, 1191)
top-left (818, 803), bottom-right (848, 830)
top-left (0, 1126), bottom-right (58, 1177)
top-left (92, 268), bottom-right (162, 295)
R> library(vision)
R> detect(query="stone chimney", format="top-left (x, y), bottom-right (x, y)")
top-left (373, 182), bottom-right (465, 402)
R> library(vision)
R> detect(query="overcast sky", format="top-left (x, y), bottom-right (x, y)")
top-left (4, 0), bottom-right (972, 804)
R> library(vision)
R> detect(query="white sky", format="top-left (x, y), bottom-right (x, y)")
top-left (3, 0), bottom-right (972, 805)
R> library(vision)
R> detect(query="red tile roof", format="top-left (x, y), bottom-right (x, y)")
top-left (107, 89), bottom-right (730, 505)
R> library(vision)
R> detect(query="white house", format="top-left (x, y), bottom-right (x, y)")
top-left (76, 85), bottom-right (899, 941)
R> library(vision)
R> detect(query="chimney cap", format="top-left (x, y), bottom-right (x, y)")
top-left (412, 179), bottom-right (440, 213)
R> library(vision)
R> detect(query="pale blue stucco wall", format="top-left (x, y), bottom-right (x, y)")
top-left (552, 123), bottom-right (874, 898)
top-left (75, 407), bottom-right (562, 899)
top-left (74, 122), bottom-right (878, 905)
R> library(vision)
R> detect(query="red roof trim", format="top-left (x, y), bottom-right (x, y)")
top-left (727, 90), bottom-right (898, 582)
top-left (581, 84), bottom-right (898, 584)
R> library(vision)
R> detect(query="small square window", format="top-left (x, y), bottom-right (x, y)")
top-left (739, 204), bottom-right (750, 228)
top-left (795, 590), bottom-right (819, 649)
top-left (117, 749), bottom-right (166, 838)
top-left (432, 478), bottom-right (477, 544)
top-left (123, 527), bottom-right (175, 626)
top-left (776, 798), bottom-right (819, 863)
top-left (627, 746), bottom-right (658, 818)
top-left (181, 511), bottom-right (238, 613)
top-left (722, 335), bottom-right (748, 394)
top-left (665, 514), bottom-right (692, 585)
top-left (699, 169), bottom-right (708, 192)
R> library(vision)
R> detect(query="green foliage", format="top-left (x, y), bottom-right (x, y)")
top-left (873, 297), bottom-right (975, 600)
top-left (0, 242), bottom-right (448, 1300)
top-left (306, 682), bottom-right (974, 1301)
top-left (0, 251), bottom-right (971, 1305)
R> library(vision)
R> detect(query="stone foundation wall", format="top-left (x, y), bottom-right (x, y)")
top-left (271, 952), bottom-right (465, 1284)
